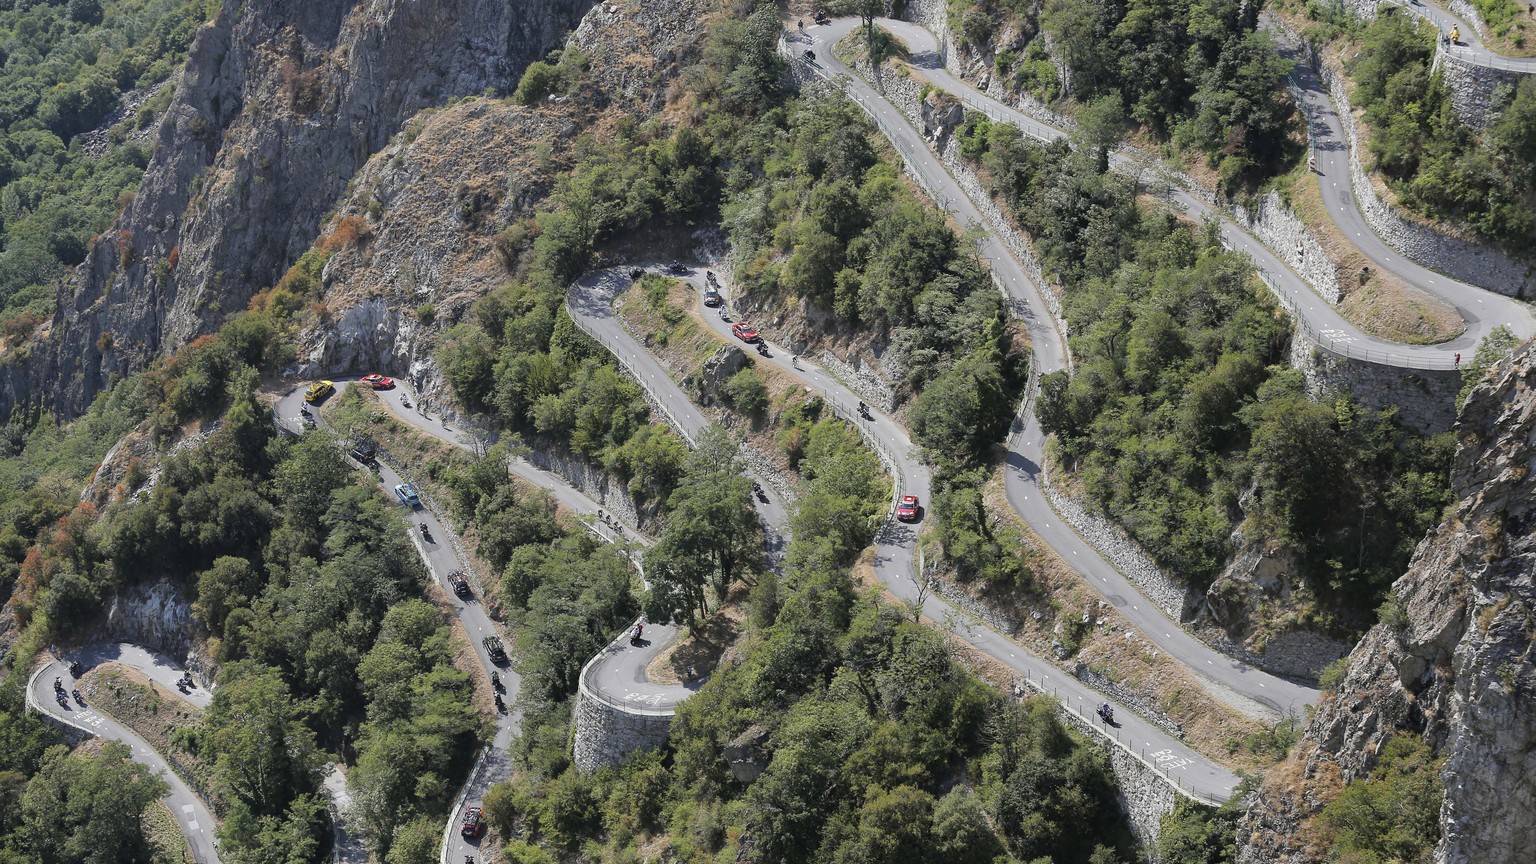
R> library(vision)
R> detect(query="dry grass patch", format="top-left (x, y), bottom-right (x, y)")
top-left (431, 579), bottom-right (499, 737)
top-left (646, 607), bottom-right (742, 685)
top-left (1280, 167), bottom-right (1464, 344)
top-left (78, 663), bottom-right (217, 799)
top-left (145, 799), bottom-right (196, 864)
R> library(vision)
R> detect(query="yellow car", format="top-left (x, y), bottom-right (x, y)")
top-left (304, 380), bottom-right (334, 403)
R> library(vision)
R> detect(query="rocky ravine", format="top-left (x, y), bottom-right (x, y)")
top-left (0, 0), bottom-right (598, 423)
top-left (1237, 343), bottom-right (1536, 864)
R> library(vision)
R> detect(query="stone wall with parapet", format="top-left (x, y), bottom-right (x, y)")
top-left (1289, 326), bottom-right (1463, 434)
top-left (1350, 49), bottom-right (1530, 292)
top-left (1436, 43), bottom-right (1527, 132)
top-left (1233, 190), bottom-right (1346, 303)
top-left (571, 678), bottom-right (672, 772)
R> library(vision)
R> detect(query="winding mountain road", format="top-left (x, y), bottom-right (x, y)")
top-left (793, 20), bottom-right (1323, 721)
top-left (277, 376), bottom-right (696, 859)
top-left (28, 648), bottom-right (222, 864)
top-left (277, 383), bottom-right (522, 864)
top-left (567, 266), bottom-right (1243, 804)
top-left (1398, 0), bottom-right (1536, 72)
top-left (804, 18), bottom-right (1534, 364)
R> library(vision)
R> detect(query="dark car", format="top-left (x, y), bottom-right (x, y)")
top-left (447, 570), bottom-right (471, 598)
top-left (483, 635), bottom-right (508, 664)
top-left (667, 261), bottom-right (688, 275)
top-left (703, 286), bottom-right (723, 307)
top-left (461, 807), bottom-right (484, 839)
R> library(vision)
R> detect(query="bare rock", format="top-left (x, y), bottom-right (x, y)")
top-left (1237, 341), bottom-right (1536, 864)
top-left (724, 723), bottom-right (770, 784)
top-left (696, 344), bottom-right (749, 407)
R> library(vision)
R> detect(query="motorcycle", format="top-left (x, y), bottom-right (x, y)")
top-left (630, 623), bottom-right (644, 645)
top-left (857, 401), bottom-right (872, 420)
top-left (72, 690), bottom-right (85, 706)
top-left (419, 522), bottom-right (431, 539)
top-left (755, 342), bottom-right (770, 357)
top-left (493, 693), bottom-right (505, 713)
top-left (490, 671), bottom-right (501, 691)
top-left (1096, 703), bottom-right (1115, 724)
top-left (69, 661), bottom-right (82, 677)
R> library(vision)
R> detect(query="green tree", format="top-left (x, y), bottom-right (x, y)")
top-left (1319, 734), bottom-right (1443, 863)
top-left (202, 663), bottom-right (323, 820)
top-left (1458, 324), bottom-right (1519, 407)
top-left (645, 426), bottom-right (761, 624)
top-left (19, 742), bottom-right (169, 864)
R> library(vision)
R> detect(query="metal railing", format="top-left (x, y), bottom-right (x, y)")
top-left (826, 39), bottom-right (1470, 374)
top-left (1011, 662), bottom-right (1228, 808)
top-left (1383, 0), bottom-right (1536, 73)
top-left (575, 617), bottom-right (682, 717)
top-left (566, 282), bottom-right (699, 448)
top-left (1254, 264), bottom-right (1461, 370)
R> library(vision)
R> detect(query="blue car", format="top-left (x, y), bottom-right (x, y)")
top-left (393, 483), bottom-right (420, 508)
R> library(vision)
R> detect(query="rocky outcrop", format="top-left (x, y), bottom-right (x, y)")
top-left (724, 723), bottom-right (770, 783)
top-left (1, 0), bottom-right (599, 423)
top-left (696, 344), bottom-right (750, 407)
top-left (1236, 341), bottom-right (1536, 864)
top-left (300, 0), bottom-right (715, 392)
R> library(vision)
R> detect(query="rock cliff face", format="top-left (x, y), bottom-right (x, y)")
top-left (1237, 342), bottom-right (1536, 864)
top-left (298, 0), bottom-right (713, 393)
top-left (0, 0), bottom-right (598, 422)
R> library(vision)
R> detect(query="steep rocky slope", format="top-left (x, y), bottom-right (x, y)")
top-left (0, 0), bottom-right (598, 422)
top-left (1237, 342), bottom-right (1536, 864)
top-left (299, 0), bottom-right (713, 387)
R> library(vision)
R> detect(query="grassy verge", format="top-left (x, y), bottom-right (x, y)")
top-left (145, 799), bottom-right (196, 864)
top-left (319, 385), bottom-right (523, 611)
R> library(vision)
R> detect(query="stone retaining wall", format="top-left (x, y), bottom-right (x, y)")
top-left (1436, 43), bottom-right (1527, 132)
top-left (1448, 0), bottom-right (1489, 36)
top-left (1290, 327), bottom-right (1463, 433)
top-left (571, 681), bottom-right (672, 772)
top-left (1233, 190), bottom-right (1345, 304)
top-left (1333, 49), bottom-right (1531, 292)
top-left (522, 447), bottom-right (649, 528)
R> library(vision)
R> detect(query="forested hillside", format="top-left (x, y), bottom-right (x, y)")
top-left (0, 0), bottom-right (214, 335)
top-left (947, 0), bottom-right (1296, 187)
top-left (952, 112), bottom-right (1453, 629)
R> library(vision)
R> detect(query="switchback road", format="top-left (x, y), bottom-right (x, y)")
top-left (804, 18), bottom-right (1534, 366)
top-left (794, 21), bottom-right (1322, 722)
top-left (28, 650), bottom-right (221, 864)
top-left (567, 266), bottom-right (1243, 805)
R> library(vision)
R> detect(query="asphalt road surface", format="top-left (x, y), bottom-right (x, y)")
top-left (1398, 0), bottom-right (1536, 72)
top-left (276, 377), bottom-right (690, 860)
top-left (795, 21), bottom-right (1323, 719)
top-left (276, 382), bottom-right (518, 864)
top-left (28, 654), bottom-right (222, 864)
